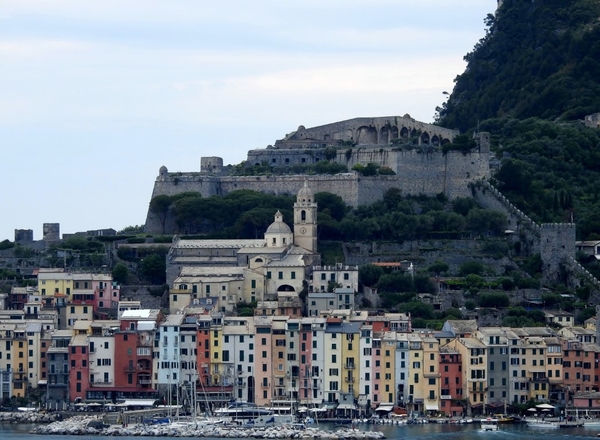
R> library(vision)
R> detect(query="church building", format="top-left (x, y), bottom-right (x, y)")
top-left (168, 182), bottom-right (321, 314)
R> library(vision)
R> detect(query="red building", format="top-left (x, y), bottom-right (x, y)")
top-left (113, 310), bottom-right (161, 396)
top-left (439, 346), bottom-right (464, 416)
top-left (562, 339), bottom-right (597, 396)
top-left (68, 334), bottom-right (90, 402)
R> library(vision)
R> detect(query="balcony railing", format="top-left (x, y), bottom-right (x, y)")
top-left (138, 379), bottom-right (152, 385)
top-left (441, 395), bottom-right (452, 400)
top-left (344, 363), bottom-right (356, 370)
top-left (345, 378), bottom-right (355, 383)
top-left (529, 377), bottom-right (549, 383)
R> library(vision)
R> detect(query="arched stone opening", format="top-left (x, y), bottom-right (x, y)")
top-left (421, 132), bottom-right (430, 144)
top-left (277, 284), bottom-right (296, 292)
top-left (380, 126), bottom-right (389, 144)
top-left (400, 127), bottom-right (409, 140)
top-left (431, 135), bottom-right (440, 146)
top-left (390, 126), bottom-right (399, 142)
top-left (357, 126), bottom-right (377, 145)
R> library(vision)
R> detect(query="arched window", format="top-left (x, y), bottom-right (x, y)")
top-left (301, 210), bottom-right (306, 221)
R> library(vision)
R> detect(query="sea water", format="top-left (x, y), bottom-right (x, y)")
top-left (2, 421), bottom-right (600, 440)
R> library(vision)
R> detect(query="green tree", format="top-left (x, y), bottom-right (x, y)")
top-left (140, 254), bottom-right (166, 284)
top-left (0, 240), bottom-right (14, 251)
top-left (459, 261), bottom-right (486, 276)
top-left (150, 194), bottom-right (174, 234)
top-left (112, 263), bottom-right (129, 284)
top-left (428, 261), bottom-right (449, 276)
top-left (359, 264), bottom-right (384, 287)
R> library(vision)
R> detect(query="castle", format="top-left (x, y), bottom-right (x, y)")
top-left (145, 116), bottom-right (491, 233)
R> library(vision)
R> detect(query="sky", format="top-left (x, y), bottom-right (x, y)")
top-left (0, 0), bottom-right (497, 242)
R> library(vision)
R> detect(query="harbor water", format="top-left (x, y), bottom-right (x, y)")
top-left (4, 421), bottom-right (600, 440)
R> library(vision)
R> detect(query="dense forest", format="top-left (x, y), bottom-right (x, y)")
top-left (436, 0), bottom-right (600, 241)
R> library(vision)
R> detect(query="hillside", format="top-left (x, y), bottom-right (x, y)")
top-left (437, 0), bottom-right (600, 242)
top-left (438, 0), bottom-right (600, 131)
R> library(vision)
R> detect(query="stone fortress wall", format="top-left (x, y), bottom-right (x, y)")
top-left (144, 116), bottom-right (600, 295)
top-left (145, 117), bottom-right (490, 232)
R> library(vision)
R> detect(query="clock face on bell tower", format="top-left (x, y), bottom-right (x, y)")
top-left (300, 227), bottom-right (307, 234)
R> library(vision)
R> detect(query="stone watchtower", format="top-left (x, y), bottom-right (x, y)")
top-left (540, 223), bottom-right (576, 284)
top-left (43, 223), bottom-right (60, 243)
top-left (200, 157), bottom-right (223, 175)
top-left (293, 181), bottom-right (317, 253)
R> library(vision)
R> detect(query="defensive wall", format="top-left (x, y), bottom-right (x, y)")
top-left (145, 149), bottom-right (490, 233)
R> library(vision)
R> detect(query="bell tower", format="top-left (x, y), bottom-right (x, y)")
top-left (293, 180), bottom-right (317, 252)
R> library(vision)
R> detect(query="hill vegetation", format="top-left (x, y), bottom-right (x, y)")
top-left (150, 189), bottom-right (507, 241)
top-left (436, 0), bottom-right (600, 242)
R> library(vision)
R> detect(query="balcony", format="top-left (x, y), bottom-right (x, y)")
top-left (529, 377), bottom-right (549, 383)
top-left (91, 380), bottom-right (112, 385)
top-left (441, 395), bottom-right (452, 400)
top-left (345, 377), bottom-right (355, 383)
top-left (344, 363), bottom-right (356, 370)
top-left (138, 379), bottom-right (152, 385)
top-left (261, 383), bottom-right (269, 389)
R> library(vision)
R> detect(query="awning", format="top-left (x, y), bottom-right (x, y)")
top-left (425, 403), bottom-right (439, 411)
top-left (37, 380), bottom-right (47, 385)
top-left (375, 404), bottom-right (394, 412)
top-left (536, 403), bottom-right (555, 409)
top-left (116, 399), bottom-right (157, 407)
top-left (323, 402), bottom-right (338, 409)
top-left (337, 403), bottom-right (357, 410)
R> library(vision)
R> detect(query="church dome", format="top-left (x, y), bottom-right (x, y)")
top-left (297, 180), bottom-right (313, 201)
top-left (266, 211), bottom-right (292, 234)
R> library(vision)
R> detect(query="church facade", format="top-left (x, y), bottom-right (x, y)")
top-left (168, 182), bottom-right (324, 314)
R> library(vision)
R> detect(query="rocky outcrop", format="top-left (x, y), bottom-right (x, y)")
top-left (31, 416), bottom-right (386, 439)
top-left (0, 411), bottom-right (64, 424)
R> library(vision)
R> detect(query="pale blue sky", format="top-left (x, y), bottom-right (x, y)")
top-left (0, 0), bottom-right (497, 241)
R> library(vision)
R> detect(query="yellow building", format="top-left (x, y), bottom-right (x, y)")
top-left (171, 267), bottom-right (245, 313)
top-left (543, 336), bottom-right (563, 402)
top-left (406, 333), bottom-right (426, 414)
top-left (341, 322), bottom-right (360, 398)
top-left (521, 337), bottom-right (549, 402)
top-left (38, 269), bottom-right (74, 297)
top-left (422, 336), bottom-right (441, 413)
top-left (10, 324), bottom-right (28, 397)
top-left (210, 319), bottom-right (224, 385)
top-left (65, 304), bottom-right (94, 329)
top-left (448, 337), bottom-right (487, 412)
top-left (380, 332), bottom-right (397, 405)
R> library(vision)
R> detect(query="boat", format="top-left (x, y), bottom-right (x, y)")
top-left (481, 417), bottom-right (499, 431)
top-left (494, 414), bottom-right (514, 423)
top-left (214, 401), bottom-right (275, 426)
top-left (526, 420), bottom-right (558, 428)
